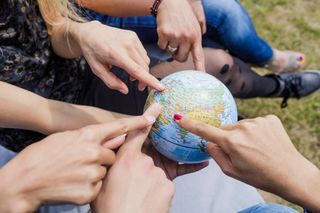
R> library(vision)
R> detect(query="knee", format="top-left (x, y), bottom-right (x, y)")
top-left (203, 0), bottom-right (243, 23)
top-left (204, 48), bottom-right (234, 74)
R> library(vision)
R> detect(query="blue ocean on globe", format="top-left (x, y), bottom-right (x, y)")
top-left (144, 71), bottom-right (238, 163)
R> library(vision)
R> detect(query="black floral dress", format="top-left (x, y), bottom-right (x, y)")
top-left (0, 0), bottom-right (88, 152)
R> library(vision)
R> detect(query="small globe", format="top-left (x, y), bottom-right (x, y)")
top-left (144, 71), bottom-right (238, 163)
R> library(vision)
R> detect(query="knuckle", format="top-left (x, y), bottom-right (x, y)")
top-left (118, 120), bottom-right (129, 133)
top-left (221, 166), bottom-right (234, 177)
top-left (87, 167), bottom-right (103, 181)
top-left (107, 81), bottom-right (119, 90)
top-left (143, 155), bottom-right (155, 167)
top-left (86, 146), bottom-right (101, 161)
top-left (238, 121), bottom-right (254, 131)
top-left (265, 114), bottom-right (281, 123)
top-left (166, 181), bottom-right (175, 196)
top-left (78, 128), bottom-right (95, 141)
top-left (128, 31), bottom-right (138, 39)
top-left (76, 188), bottom-right (96, 204)
top-left (225, 133), bottom-right (239, 149)
top-left (179, 54), bottom-right (189, 62)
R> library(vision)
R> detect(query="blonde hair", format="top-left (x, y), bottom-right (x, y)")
top-left (37, 0), bottom-right (85, 27)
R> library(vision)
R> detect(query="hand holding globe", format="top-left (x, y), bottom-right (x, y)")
top-left (144, 70), bottom-right (238, 163)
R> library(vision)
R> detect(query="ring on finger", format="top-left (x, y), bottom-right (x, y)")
top-left (166, 45), bottom-right (178, 54)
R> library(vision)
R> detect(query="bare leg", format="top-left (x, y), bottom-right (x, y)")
top-left (150, 48), bottom-right (278, 98)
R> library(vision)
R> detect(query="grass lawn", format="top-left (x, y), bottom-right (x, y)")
top-left (239, 0), bottom-right (320, 210)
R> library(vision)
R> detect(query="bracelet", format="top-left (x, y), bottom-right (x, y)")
top-left (150, 0), bottom-right (163, 17)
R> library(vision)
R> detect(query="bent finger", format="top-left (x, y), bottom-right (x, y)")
top-left (121, 58), bottom-right (165, 91)
top-left (93, 63), bottom-right (128, 94)
top-left (124, 103), bottom-right (162, 151)
top-left (98, 148), bottom-right (116, 166)
top-left (176, 161), bottom-right (209, 178)
top-left (84, 115), bottom-right (156, 144)
top-left (102, 134), bottom-right (127, 149)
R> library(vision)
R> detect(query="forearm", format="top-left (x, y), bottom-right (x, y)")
top-left (281, 156), bottom-right (320, 212)
top-left (77, 0), bottom-right (154, 16)
top-left (46, 100), bottom-right (129, 134)
top-left (0, 82), bottom-right (129, 135)
top-left (0, 82), bottom-right (51, 134)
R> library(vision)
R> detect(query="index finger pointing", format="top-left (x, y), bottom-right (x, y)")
top-left (123, 103), bottom-right (162, 151)
top-left (83, 115), bottom-right (156, 145)
top-left (121, 59), bottom-right (165, 92)
top-left (191, 39), bottom-right (205, 71)
top-left (175, 116), bottom-right (228, 148)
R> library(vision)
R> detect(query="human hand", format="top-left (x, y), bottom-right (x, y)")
top-left (0, 115), bottom-right (156, 212)
top-left (73, 21), bottom-right (165, 93)
top-left (93, 103), bottom-right (175, 213)
top-left (188, 0), bottom-right (206, 34)
top-left (176, 115), bottom-right (320, 211)
top-left (143, 139), bottom-right (209, 180)
top-left (156, 0), bottom-right (205, 70)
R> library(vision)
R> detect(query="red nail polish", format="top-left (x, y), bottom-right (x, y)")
top-left (173, 114), bottom-right (183, 121)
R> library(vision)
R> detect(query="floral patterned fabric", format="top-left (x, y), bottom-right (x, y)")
top-left (0, 0), bottom-right (88, 152)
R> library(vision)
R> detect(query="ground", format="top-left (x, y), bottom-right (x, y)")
top-left (239, 0), bottom-right (320, 210)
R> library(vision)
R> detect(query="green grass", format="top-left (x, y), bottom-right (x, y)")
top-left (239, 0), bottom-right (320, 210)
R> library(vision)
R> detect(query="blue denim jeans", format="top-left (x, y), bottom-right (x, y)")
top-left (93, 0), bottom-right (273, 66)
top-left (239, 203), bottom-right (298, 213)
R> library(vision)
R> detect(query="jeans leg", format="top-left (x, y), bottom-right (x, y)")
top-left (94, 0), bottom-right (274, 65)
top-left (239, 203), bottom-right (299, 213)
top-left (202, 0), bottom-right (273, 65)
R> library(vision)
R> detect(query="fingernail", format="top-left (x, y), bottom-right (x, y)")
top-left (173, 114), bottom-right (183, 121)
top-left (158, 83), bottom-right (166, 91)
top-left (120, 89), bottom-right (128, 94)
top-left (145, 115), bottom-right (156, 124)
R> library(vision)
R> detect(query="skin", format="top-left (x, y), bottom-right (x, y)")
top-left (76, 0), bottom-right (205, 71)
top-left (49, 18), bottom-right (164, 94)
top-left (0, 105), bottom-right (159, 213)
top-left (93, 103), bottom-right (175, 213)
top-left (93, 104), bottom-right (207, 213)
top-left (176, 115), bottom-right (320, 213)
top-left (0, 81), bottom-right (129, 135)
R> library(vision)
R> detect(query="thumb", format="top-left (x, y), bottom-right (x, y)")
top-left (123, 103), bottom-right (162, 151)
top-left (207, 143), bottom-right (233, 175)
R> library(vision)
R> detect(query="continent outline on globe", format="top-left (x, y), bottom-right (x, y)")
top-left (144, 70), bottom-right (238, 164)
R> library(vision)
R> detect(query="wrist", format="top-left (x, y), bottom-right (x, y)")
top-left (150, 0), bottom-right (163, 17)
top-left (70, 20), bottom-right (102, 55)
top-left (0, 168), bottom-right (40, 213)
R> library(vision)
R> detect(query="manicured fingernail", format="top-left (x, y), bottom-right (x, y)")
top-left (173, 114), bottom-right (183, 121)
top-left (145, 115), bottom-right (156, 124)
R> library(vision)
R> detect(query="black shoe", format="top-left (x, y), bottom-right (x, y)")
top-left (268, 71), bottom-right (320, 108)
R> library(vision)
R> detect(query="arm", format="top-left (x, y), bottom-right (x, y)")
top-left (92, 104), bottom-right (175, 213)
top-left (176, 115), bottom-right (320, 212)
top-left (77, 0), bottom-right (205, 71)
top-left (0, 113), bottom-right (155, 213)
top-left (77, 0), bottom-right (153, 17)
top-left (48, 17), bottom-right (164, 93)
top-left (0, 81), bottom-right (127, 135)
